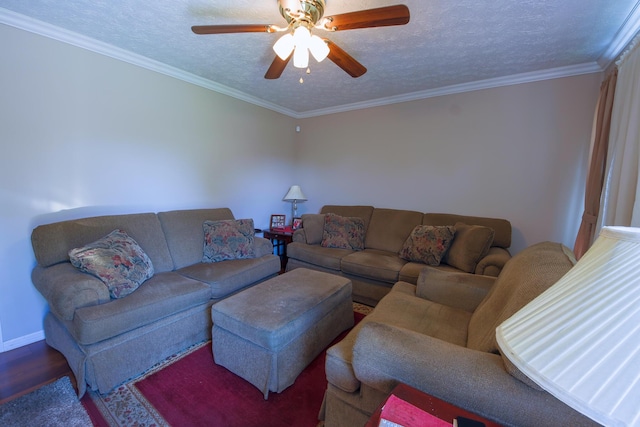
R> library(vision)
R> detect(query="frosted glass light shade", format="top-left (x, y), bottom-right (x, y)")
top-left (273, 33), bottom-right (295, 60)
top-left (309, 35), bottom-right (329, 62)
top-left (293, 45), bottom-right (309, 68)
top-left (273, 26), bottom-right (328, 68)
top-left (293, 26), bottom-right (311, 46)
top-left (497, 226), bottom-right (640, 427)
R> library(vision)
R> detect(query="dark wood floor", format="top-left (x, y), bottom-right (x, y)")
top-left (0, 340), bottom-right (74, 405)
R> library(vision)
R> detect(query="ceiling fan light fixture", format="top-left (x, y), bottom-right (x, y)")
top-left (293, 43), bottom-right (310, 68)
top-left (293, 25), bottom-right (311, 46)
top-left (193, 1), bottom-right (409, 79)
top-left (308, 35), bottom-right (329, 62)
top-left (273, 33), bottom-right (295, 60)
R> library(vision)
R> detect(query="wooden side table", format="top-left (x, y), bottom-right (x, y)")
top-left (366, 383), bottom-right (502, 427)
top-left (263, 229), bottom-right (294, 272)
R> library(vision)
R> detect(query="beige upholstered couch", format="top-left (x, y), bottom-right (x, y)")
top-left (30, 208), bottom-right (280, 397)
top-left (320, 241), bottom-right (598, 427)
top-left (287, 205), bottom-right (512, 306)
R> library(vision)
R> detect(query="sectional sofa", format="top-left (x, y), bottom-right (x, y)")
top-left (287, 205), bottom-right (512, 306)
top-left (30, 208), bottom-right (280, 397)
top-left (321, 240), bottom-right (597, 426)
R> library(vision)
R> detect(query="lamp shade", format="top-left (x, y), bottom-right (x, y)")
top-left (283, 185), bottom-right (307, 202)
top-left (497, 226), bottom-right (640, 427)
top-left (273, 33), bottom-right (295, 60)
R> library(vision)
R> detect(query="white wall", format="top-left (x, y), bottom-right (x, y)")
top-left (0, 24), bottom-right (296, 350)
top-left (295, 73), bottom-right (602, 254)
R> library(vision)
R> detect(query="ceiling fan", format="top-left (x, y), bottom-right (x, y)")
top-left (191, 1), bottom-right (410, 79)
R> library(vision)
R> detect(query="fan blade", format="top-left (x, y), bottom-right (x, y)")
top-left (265, 54), bottom-right (292, 79)
top-left (192, 24), bottom-right (275, 35)
top-left (326, 40), bottom-right (367, 78)
top-left (323, 5), bottom-right (410, 31)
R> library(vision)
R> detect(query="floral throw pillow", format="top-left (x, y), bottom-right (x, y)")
top-left (68, 229), bottom-right (155, 299)
top-left (202, 219), bottom-right (255, 263)
top-left (321, 213), bottom-right (365, 251)
top-left (399, 225), bottom-right (456, 265)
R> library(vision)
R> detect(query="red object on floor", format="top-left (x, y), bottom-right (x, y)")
top-left (367, 383), bottom-right (502, 427)
top-left (92, 311), bottom-right (363, 427)
top-left (379, 394), bottom-right (452, 427)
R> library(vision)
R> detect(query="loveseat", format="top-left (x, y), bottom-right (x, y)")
top-left (320, 241), bottom-right (598, 426)
top-left (30, 208), bottom-right (280, 397)
top-left (287, 205), bottom-right (512, 306)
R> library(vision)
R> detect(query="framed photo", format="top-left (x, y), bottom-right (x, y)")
top-left (292, 217), bottom-right (303, 230)
top-left (270, 214), bottom-right (286, 229)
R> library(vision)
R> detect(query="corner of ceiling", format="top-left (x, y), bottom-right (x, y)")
top-left (597, 0), bottom-right (640, 69)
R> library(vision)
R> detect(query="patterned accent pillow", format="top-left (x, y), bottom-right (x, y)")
top-left (399, 225), bottom-right (456, 265)
top-left (69, 229), bottom-right (154, 299)
top-left (202, 219), bottom-right (255, 263)
top-left (321, 213), bottom-right (365, 250)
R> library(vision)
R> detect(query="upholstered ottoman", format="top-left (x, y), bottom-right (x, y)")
top-left (210, 268), bottom-right (353, 399)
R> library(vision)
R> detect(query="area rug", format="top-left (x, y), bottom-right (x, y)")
top-left (0, 376), bottom-right (93, 427)
top-left (83, 304), bottom-right (371, 427)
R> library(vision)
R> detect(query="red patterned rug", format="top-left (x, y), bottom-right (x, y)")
top-left (82, 305), bottom-right (370, 426)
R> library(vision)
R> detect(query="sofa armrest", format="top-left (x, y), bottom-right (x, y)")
top-left (253, 237), bottom-right (273, 257)
top-left (32, 263), bottom-right (110, 321)
top-left (352, 322), bottom-right (596, 426)
top-left (416, 267), bottom-right (496, 312)
top-left (474, 247), bottom-right (511, 276)
top-left (292, 229), bottom-right (306, 243)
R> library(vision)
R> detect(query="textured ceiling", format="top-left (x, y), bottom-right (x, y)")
top-left (1, 0), bottom-right (639, 117)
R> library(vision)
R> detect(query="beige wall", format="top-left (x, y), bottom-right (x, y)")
top-left (295, 73), bottom-right (602, 253)
top-left (0, 24), bottom-right (296, 348)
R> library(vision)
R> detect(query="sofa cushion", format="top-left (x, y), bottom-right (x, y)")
top-left (300, 214), bottom-right (325, 244)
top-left (423, 213), bottom-right (511, 249)
top-left (467, 241), bottom-right (576, 353)
top-left (70, 271), bottom-right (211, 345)
top-left (202, 219), bottom-right (255, 263)
top-left (326, 283), bottom-right (471, 393)
top-left (444, 223), bottom-right (495, 273)
top-left (321, 213), bottom-right (365, 251)
top-left (320, 206), bottom-right (375, 232)
top-left (69, 229), bottom-right (154, 299)
top-left (399, 225), bottom-right (455, 265)
top-left (286, 242), bottom-right (353, 271)
top-left (157, 208), bottom-right (235, 270)
top-left (178, 256), bottom-right (280, 299)
top-left (341, 249), bottom-right (407, 283)
top-left (398, 262), bottom-right (459, 284)
top-left (365, 209), bottom-right (424, 253)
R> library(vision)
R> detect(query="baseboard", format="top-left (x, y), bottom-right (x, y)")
top-left (1, 330), bottom-right (45, 353)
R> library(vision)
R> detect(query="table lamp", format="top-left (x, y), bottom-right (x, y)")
top-left (497, 226), bottom-right (640, 427)
top-left (283, 185), bottom-right (307, 224)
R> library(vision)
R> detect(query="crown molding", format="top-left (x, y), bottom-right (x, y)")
top-left (295, 62), bottom-right (603, 118)
top-left (0, 8), bottom-right (298, 118)
top-left (597, 1), bottom-right (640, 69)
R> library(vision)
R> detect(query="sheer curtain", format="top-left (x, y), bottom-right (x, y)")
top-left (597, 35), bottom-right (640, 234)
top-left (573, 70), bottom-right (617, 259)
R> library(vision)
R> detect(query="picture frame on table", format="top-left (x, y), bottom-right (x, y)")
top-left (292, 217), bottom-right (303, 230)
top-left (270, 214), bottom-right (286, 229)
